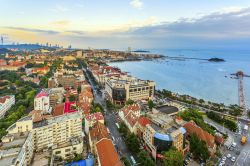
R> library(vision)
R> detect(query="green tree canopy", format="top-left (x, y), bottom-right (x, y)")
top-left (126, 99), bottom-right (135, 105)
top-left (148, 100), bottom-right (155, 110)
top-left (138, 150), bottom-right (155, 166)
top-left (189, 133), bottom-right (209, 161)
top-left (163, 147), bottom-right (183, 166)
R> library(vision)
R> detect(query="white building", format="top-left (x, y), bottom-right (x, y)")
top-left (34, 91), bottom-right (50, 112)
top-left (118, 104), bottom-right (141, 133)
top-left (85, 112), bottom-right (104, 134)
top-left (0, 95), bottom-right (15, 118)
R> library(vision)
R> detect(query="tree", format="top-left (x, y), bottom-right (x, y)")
top-left (189, 133), bottom-right (209, 161)
top-left (163, 147), bottom-right (183, 166)
top-left (69, 95), bottom-right (77, 102)
top-left (119, 122), bottom-right (129, 136)
top-left (73, 153), bottom-right (82, 161)
top-left (148, 100), bottom-right (155, 110)
top-left (125, 133), bottom-right (140, 153)
top-left (137, 150), bottom-right (155, 166)
top-left (15, 80), bottom-right (22, 87)
top-left (77, 86), bottom-right (81, 93)
top-left (126, 99), bottom-right (135, 105)
top-left (121, 157), bottom-right (131, 166)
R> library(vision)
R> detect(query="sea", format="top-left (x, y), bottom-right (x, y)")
top-left (108, 49), bottom-right (250, 107)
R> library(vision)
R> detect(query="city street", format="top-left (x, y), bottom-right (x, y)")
top-left (204, 117), bottom-right (250, 166)
top-left (83, 67), bottom-right (133, 160)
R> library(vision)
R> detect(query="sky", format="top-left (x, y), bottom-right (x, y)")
top-left (1, 0), bottom-right (250, 49)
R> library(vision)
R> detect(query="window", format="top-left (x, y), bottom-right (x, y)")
top-left (65, 148), bottom-right (70, 152)
top-left (55, 151), bottom-right (61, 154)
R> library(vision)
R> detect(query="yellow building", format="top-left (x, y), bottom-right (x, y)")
top-left (32, 111), bottom-right (82, 151)
top-left (52, 137), bottom-right (83, 160)
top-left (105, 75), bottom-right (155, 104)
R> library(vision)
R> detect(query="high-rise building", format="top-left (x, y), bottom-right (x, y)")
top-left (105, 75), bottom-right (155, 104)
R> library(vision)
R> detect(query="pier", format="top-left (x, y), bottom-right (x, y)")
top-left (235, 71), bottom-right (249, 117)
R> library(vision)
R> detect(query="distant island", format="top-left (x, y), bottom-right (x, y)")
top-left (133, 50), bottom-right (150, 53)
top-left (208, 58), bottom-right (225, 62)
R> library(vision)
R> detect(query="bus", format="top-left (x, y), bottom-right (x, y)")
top-left (115, 123), bottom-right (120, 129)
top-left (130, 156), bottom-right (136, 165)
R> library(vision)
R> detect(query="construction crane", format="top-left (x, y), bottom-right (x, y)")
top-left (1, 36), bottom-right (3, 45)
top-left (232, 71), bottom-right (250, 116)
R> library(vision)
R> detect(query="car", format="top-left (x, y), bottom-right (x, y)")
top-left (231, 157), bottom-right (236, 162)
top-left (227, 154), bottom-right (232, 158)
top-left (236, 150), bottom-right (241, 155)
top-left (229, 147), bottom-right (234, 151)
top-left (219, 163), bottom-right (224, 166)
top-left (232, 142), bottom-right (237, 147)
top-left (220, 161), bottom-right (225, 165)
top-left (222, 156), bottom-right (227, 161)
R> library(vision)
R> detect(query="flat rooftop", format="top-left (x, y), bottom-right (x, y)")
top-left (155, 105), bottom-right (179, 115)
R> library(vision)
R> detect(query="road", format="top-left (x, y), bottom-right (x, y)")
top-left (83, 67), bottom-right (132, 161)
top-left (204, 117), bottom-right (250, 166)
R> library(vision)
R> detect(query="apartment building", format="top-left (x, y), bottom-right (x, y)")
top-left (52, 137), bottom-right (83, 160)
top-left (85, 112), bottom-right (104, 134)
top-left (118, 103), bottom-right (141, 133)
top-left (42, 88), bottom-right (65, 108)
top-left (0, 95), bottom-right (15, 118)
top-left (143, 112), bottom-right (188, 159)
top-left (184, 121), bottom-right (216, 155)
top-left (34, 91), bottom-right (51, 112)
top-left (0, 132), bottom-right (34, 166)
top-left (88, 122), bottom-right (122, 166)
top-left (32, 111), bottom-right (82, 151)
top-left (105, 75), bottom-right (155, 104)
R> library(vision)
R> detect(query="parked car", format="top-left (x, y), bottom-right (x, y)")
top-left (231, 157), bottom-right (236, 162)
top-left (227, 154), bottom-right (232, 158)
top-left (222, 156), bottom-right (227, 161)
top-left (220, 161), bottom-right (225, 165)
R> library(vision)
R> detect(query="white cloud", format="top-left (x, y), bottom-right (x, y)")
top-left (130, 0), bottom-right (143, 9)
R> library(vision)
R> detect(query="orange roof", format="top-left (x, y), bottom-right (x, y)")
top-left (125, 112), bottom-right (139, 128)
top-left (52, 103), bottom-right (64, 116)
top-left (90, 122), bottom-right (109, 142)
top-left (215, 135), bottom-right (224, 145)
top-left (78, 101), bottom-right (91, 115)
top-left (184, 121), bottom-right (215, 148)
top-left (138, 117), bottom-right (151, 126)
top-left (29, 110), bottom-right (51, 122)
top-left (0, 96), bottom-right (11, 104)
top-left (96, 138), bottom-right (122, 166)
top-left (10, 61), bottom-right (26, 66)
top-left (121, 103), bottom-right (140, 117)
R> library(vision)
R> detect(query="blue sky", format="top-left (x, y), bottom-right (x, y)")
top-left (1, 0), bottom-right (250, 49)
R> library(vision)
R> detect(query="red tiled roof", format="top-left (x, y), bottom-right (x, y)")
top-left (9, 61), bottom-right (26, 66)
top-left (90, 122), bottom-right (109, 142)
top-left (29, 110), bottom-right (51, 122)
top-left (0, 96), bottom-right (11, 104)
top-left (184, 121), bottom-right (215, 148)
top-left (53, 103), bottom-right (64, 116)
top-left (86, 112), bottom-right (104, 121)
top-left (35, 91), bottom-right (49, 98)
top-left (215, 135), bottom-right (224, 145)
top-left (96, 138), bottom-right (123, 166)
top-left (138, 117), bottom-right (151, 127)
top-left (125, 112), bottom-right (139, 128)
top-left (121, 103), bottom-right (140, 116)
